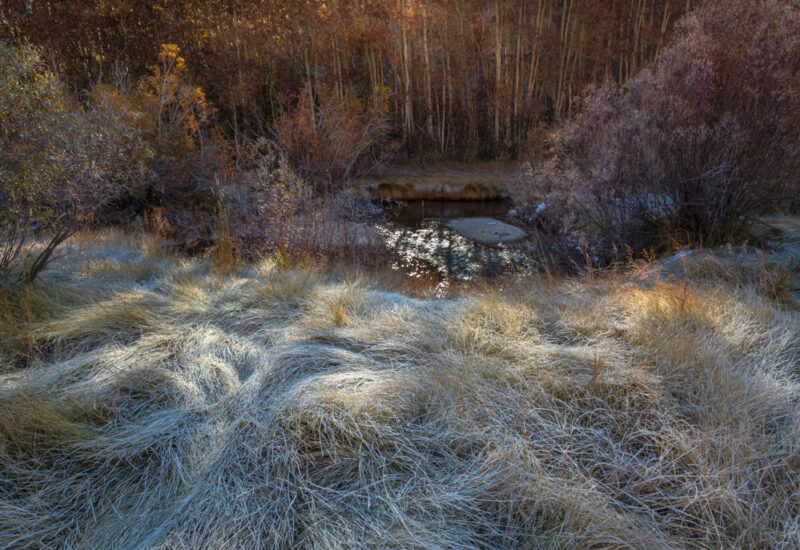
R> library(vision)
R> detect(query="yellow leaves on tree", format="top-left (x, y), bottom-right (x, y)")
top-left (138, 44), bottom-right (211, 157)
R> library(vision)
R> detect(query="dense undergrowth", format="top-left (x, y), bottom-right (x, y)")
top-left (513, 0), bottom-right (800, 256)
top-left (1, 230), bottom-right (799, 548)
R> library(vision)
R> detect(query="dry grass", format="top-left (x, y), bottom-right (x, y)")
top-left (1, 230), bottom-right (799, 549)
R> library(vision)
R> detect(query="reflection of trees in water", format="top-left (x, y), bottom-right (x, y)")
top-left (391, 200), bottom-right (515, 225)
top-left (377, 221), bottom-right (534, 282)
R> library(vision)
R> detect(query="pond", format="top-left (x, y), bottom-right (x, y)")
top-left (374, 199), bottom-right (542, 282)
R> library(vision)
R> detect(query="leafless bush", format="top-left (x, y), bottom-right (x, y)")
top-left (274, 86), bottom-right (392, 185)
top-left (217, 141), bottom-right (386, 267)
top-left (217, 142), bottom-right (312, 260)
top-left (515, 0), bottom-right (800, 256)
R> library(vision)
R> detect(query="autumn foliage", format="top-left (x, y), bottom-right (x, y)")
top-left (2, 0), bottom-right (693, 158)
top-left (137, 44), bottom-right (211, 158)
top-left (3, 0), bottom-right (800, 273)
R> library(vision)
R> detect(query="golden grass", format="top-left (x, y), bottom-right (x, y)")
top-left (0, 230), bottom-right (799, 548)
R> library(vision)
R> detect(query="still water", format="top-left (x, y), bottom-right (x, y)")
top-left (374, 199), bottom-right (540, 282)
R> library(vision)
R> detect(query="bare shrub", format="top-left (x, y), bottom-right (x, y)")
top-left (515, 0), bottom-right (800, 256)
top-left (217, 141), bottom-right (385, 267)
top-left (217, 142), bottom-right (313, 260)
top-left (273, 86), bottom-right (392, 185)
top-left (0, 41), bottom-right (153, 283)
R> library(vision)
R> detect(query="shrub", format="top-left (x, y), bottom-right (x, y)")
top-left (217, 141), bottom-right (313, 260)
top-left (514, 0), bottom-right (800, 256)
top-left (137, 44), bottom-right (212, 160)
top-left (90, 45), bottom-right (225, 250)
top-left (273, 85), bottom-right (392, 185)
top-left (217, 140), bottom-right (385, 267)
top-left (0, 41), bottom-right (153, 283)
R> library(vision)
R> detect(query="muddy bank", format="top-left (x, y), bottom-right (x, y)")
top-left (353, 162), bottom-right (520, 201)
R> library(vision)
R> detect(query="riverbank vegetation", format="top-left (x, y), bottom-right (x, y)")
top-left (511, 0), bottom-right (800, 258)
top-left (3, 0), bottom-right (799, 274)
top-left (2, 1), bottom-right (800, 547)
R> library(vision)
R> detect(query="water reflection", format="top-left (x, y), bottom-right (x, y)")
top-left (376, 200), bottom-right (539, 282)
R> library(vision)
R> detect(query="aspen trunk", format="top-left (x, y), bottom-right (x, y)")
top-left (400, 0), bottom-right (413, 143)
top-left (421, 2), bottom-right (434, 140)
top-left (493, 1), bottom-right (502, 146)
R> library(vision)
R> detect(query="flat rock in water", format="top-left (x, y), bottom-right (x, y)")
top-left (444, 217), bottom-right (527, 246)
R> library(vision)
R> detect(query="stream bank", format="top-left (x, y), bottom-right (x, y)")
top-left (351, 163), bottom-right (545, 282)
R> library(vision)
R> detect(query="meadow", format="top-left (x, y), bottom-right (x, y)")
top-left (1, 230), bottom-right (798, 549)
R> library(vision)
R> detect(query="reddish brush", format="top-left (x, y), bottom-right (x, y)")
top-left (273, 86), bottom-right (392, 185)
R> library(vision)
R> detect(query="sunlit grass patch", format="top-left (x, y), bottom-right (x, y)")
top-left (0, 231), bottom-right (798, 548)
top-left (0, 393), bottom-right (114, 459)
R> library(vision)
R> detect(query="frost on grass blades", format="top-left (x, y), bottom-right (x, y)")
top-left (1, 232), bottom-right (799, 549)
